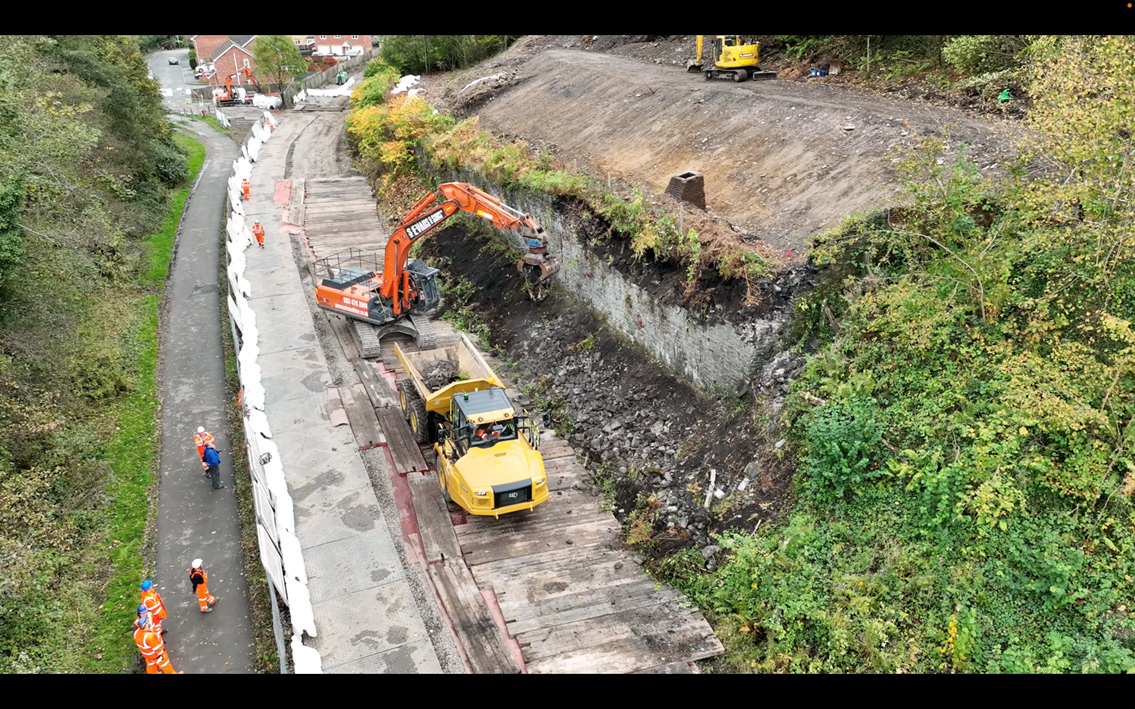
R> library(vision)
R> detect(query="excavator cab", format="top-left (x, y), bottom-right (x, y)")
top-left (405, 259), bottom-right (440, 314)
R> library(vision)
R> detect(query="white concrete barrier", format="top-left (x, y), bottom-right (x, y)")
top-left (223, 114), bottom-right (324, 673)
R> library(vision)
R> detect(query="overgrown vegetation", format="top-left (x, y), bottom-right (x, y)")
top-left (0, 35), bottom-right (195, 672)
top-left (768, 34), bottom-right (1033, 106)
top-left (344, 84), bottom-right (771, 298)
top-left (378, 35), bottom-right (521, 75)
top-left (660, 35), bottom-right (1135, 674)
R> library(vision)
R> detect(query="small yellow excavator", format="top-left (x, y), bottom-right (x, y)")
top-left (687, 35), bottom-right (777, 82)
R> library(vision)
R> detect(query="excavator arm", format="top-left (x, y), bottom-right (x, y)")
top-left (686, 35), bottom-right (704, 72)
top-left (380, 182), bottom-right (549, 313)
top-left (240, 67), bottom-right (262, 92)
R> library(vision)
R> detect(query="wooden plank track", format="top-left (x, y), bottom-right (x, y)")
top-left (375, 407), bottom-right (428, 474)
top-left (303, 174), bottom-right (723, 673)
top-left (406, 471), bottom-right (462, 563)
top-left (303, 176), bottom-right (387, 260)
top-left (374, 327), bottom-right (723, 673)
top-left (428, 561), bottom-right (521, 674)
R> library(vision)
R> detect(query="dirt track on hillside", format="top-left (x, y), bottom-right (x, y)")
top-left (420, 42), bottom-right (1021, 253)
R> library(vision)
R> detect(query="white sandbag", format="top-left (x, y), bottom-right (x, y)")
top-left (247, 409), bottom-right (272, 439)
top-left (285, 582), bottom-right (317, 638)
top-left (279, 531), bottom-right (307, 585)
top-left (291, 635), bottom-right (322, 674)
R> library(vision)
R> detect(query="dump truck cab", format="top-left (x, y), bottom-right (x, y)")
top-left (435, 387), bottom-right (548, 517)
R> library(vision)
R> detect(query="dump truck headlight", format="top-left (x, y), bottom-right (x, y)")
top-left (473, 490), bottom-right (488, 497)
top-left (534, 478), bottom-right (545, 486)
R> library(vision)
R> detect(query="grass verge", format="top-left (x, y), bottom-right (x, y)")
top-left (82, 132), bottom-right (206, 672)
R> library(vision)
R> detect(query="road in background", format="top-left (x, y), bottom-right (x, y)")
top-left (148, 47), bottom-right (212, 116)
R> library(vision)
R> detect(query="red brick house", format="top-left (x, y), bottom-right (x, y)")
top-left (309, 34), bottom-right (372, 57)
top-left (201, 36), bottom-right (259, 87)
top-left (190, 35), bottom-right (230, 65)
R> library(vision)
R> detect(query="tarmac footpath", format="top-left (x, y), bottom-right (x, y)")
top-left (155, 122), bottom-right (255, 673)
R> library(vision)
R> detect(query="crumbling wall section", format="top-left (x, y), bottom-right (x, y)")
top-left (422, 165), bottom-right (787, 394)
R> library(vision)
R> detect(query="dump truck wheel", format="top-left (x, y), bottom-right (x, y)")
top-left (435, 454), bottom-right (452, 502)
top-left (408, 398), bottom-right (428, 444)
top-left (398, 380), bottom-right (414, 420)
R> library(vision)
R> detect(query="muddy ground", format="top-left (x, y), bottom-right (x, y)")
top-left (414, 35), bottom-right (1021, 253)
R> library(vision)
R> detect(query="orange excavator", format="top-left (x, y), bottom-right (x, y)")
top-left (213, 68), bottom-right (261, 106)
top-left (312, 182), bottom-right (560, 358)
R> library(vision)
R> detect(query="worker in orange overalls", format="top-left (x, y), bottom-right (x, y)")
top-left (140, 580), bottom-right (168, 635)
top-left (252, 220), bottom-right (265, 249)
top-left (134, 606), bottom-right (181, 674)
top-left (190, 559), bottom-right (217, 613)
top-left (194, 426), bottom-right (215, 473)
top-left (241, 178), bottom-right (251, 201)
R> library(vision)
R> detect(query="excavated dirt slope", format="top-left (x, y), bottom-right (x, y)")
top-left (446, 46), bottom-right (1020, 252)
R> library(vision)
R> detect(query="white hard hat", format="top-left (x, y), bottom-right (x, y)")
top-left (192, 558), bottom-right (202, 568)
top-left (197, 426), bottom-right (205, 434)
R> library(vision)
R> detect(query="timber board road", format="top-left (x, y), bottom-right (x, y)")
top-left (450, 45), bottom-right (1021, 253)
top-left (273, 87), bottom-right (725, 670)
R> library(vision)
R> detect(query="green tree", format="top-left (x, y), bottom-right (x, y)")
top-left (251, 35), bottom-right (306, 107)
top-left (379, 35), bottom-right (519, 74)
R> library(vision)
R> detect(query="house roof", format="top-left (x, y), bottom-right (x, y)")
top-left (208, 35), bottom-right (257, 62)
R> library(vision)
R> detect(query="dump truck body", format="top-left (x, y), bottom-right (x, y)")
top-left (396, 335), bottom-right (548, 517)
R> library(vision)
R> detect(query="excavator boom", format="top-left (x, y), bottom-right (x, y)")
top-left (380, 182), bottom-right (554, 311)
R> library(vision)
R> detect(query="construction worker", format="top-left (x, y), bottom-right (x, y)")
top-left (190, 559), bottom-right (218, 613)
top-left (140, 580), bottom-right (168, 635)
top-left (252, 220), bottom-right (265, 248)
top-left (203, 444), bottom-right (223, 489)
top-left (194, 427), bottom-right (215, 472)
top-left (241, 178), bottom-right (251, 201)
top-left (134, 606), bottom-right (181, 674)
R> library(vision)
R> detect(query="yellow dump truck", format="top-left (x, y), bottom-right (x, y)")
top-left (395, 334), bottom-right (549, 517)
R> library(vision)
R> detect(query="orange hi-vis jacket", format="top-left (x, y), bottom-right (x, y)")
top-left (134, 622), bottom-right (175, 674)
top-left (242, 180), bottom-right (250, 199)
top-left (194, 431), bottom-right (215, 468)
top-left (142, 589), bottom-right (167, 624)
top-left (252, 222), bottom-right (265, 242)
top-left (191, 566), bottom-right (214, 611)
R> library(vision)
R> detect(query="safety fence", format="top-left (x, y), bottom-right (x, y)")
top-left (222, 111), bottom-right (323, 674)
top-left (283, 48), bottom-right (379, 106)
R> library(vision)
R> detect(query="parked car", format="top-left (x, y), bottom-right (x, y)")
top-left (168, 57), bottom-right (179, 65)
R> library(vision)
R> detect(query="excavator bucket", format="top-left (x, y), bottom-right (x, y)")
top-left (686, 61), bottom-right (703, 73)
top-left (749, 69), bottom-right (778, 81)
top-left (517, 253), bottom-right (560, 286)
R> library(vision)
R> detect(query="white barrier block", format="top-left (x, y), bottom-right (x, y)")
top-left (248, 140), bottom-right (260, 162)
top-left (285, 581), bottom-right (317, 638)
top-left (263, 459), bottom-right (289, 510)
top-left (248, 409), bottom-right (272, 439)
top-left (242, 383), bottom-right (266, 412)
top-left (291, 635), bottom-right (322, 674)
top-left (263, 111), bottom-right (277, 128)
top-left (239, 361), bottom-right (262, 387)
top-left (279, 531), bottom-right (308, 585)
top-left (272, 488), bottom-right (294, 535)
top-left (227, 294), bottom-right (241, 325)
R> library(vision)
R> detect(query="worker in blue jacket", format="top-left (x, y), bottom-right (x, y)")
top-left (203, 444), bottom-right (224, 490)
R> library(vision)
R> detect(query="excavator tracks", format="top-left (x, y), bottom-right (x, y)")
top-left (409, 313), bottom-right (436, 351)
top-left (351, 314), bottom-right (437, 359)
top-left (351, 319), bottom-right (382, 359)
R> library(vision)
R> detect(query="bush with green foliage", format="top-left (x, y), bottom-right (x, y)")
top-left (379, 35), bottom-right (519, 74)
top-left (0, 34), bottom-right (199, 673)
top-left (661, 35), bottom-right (1135, 674)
